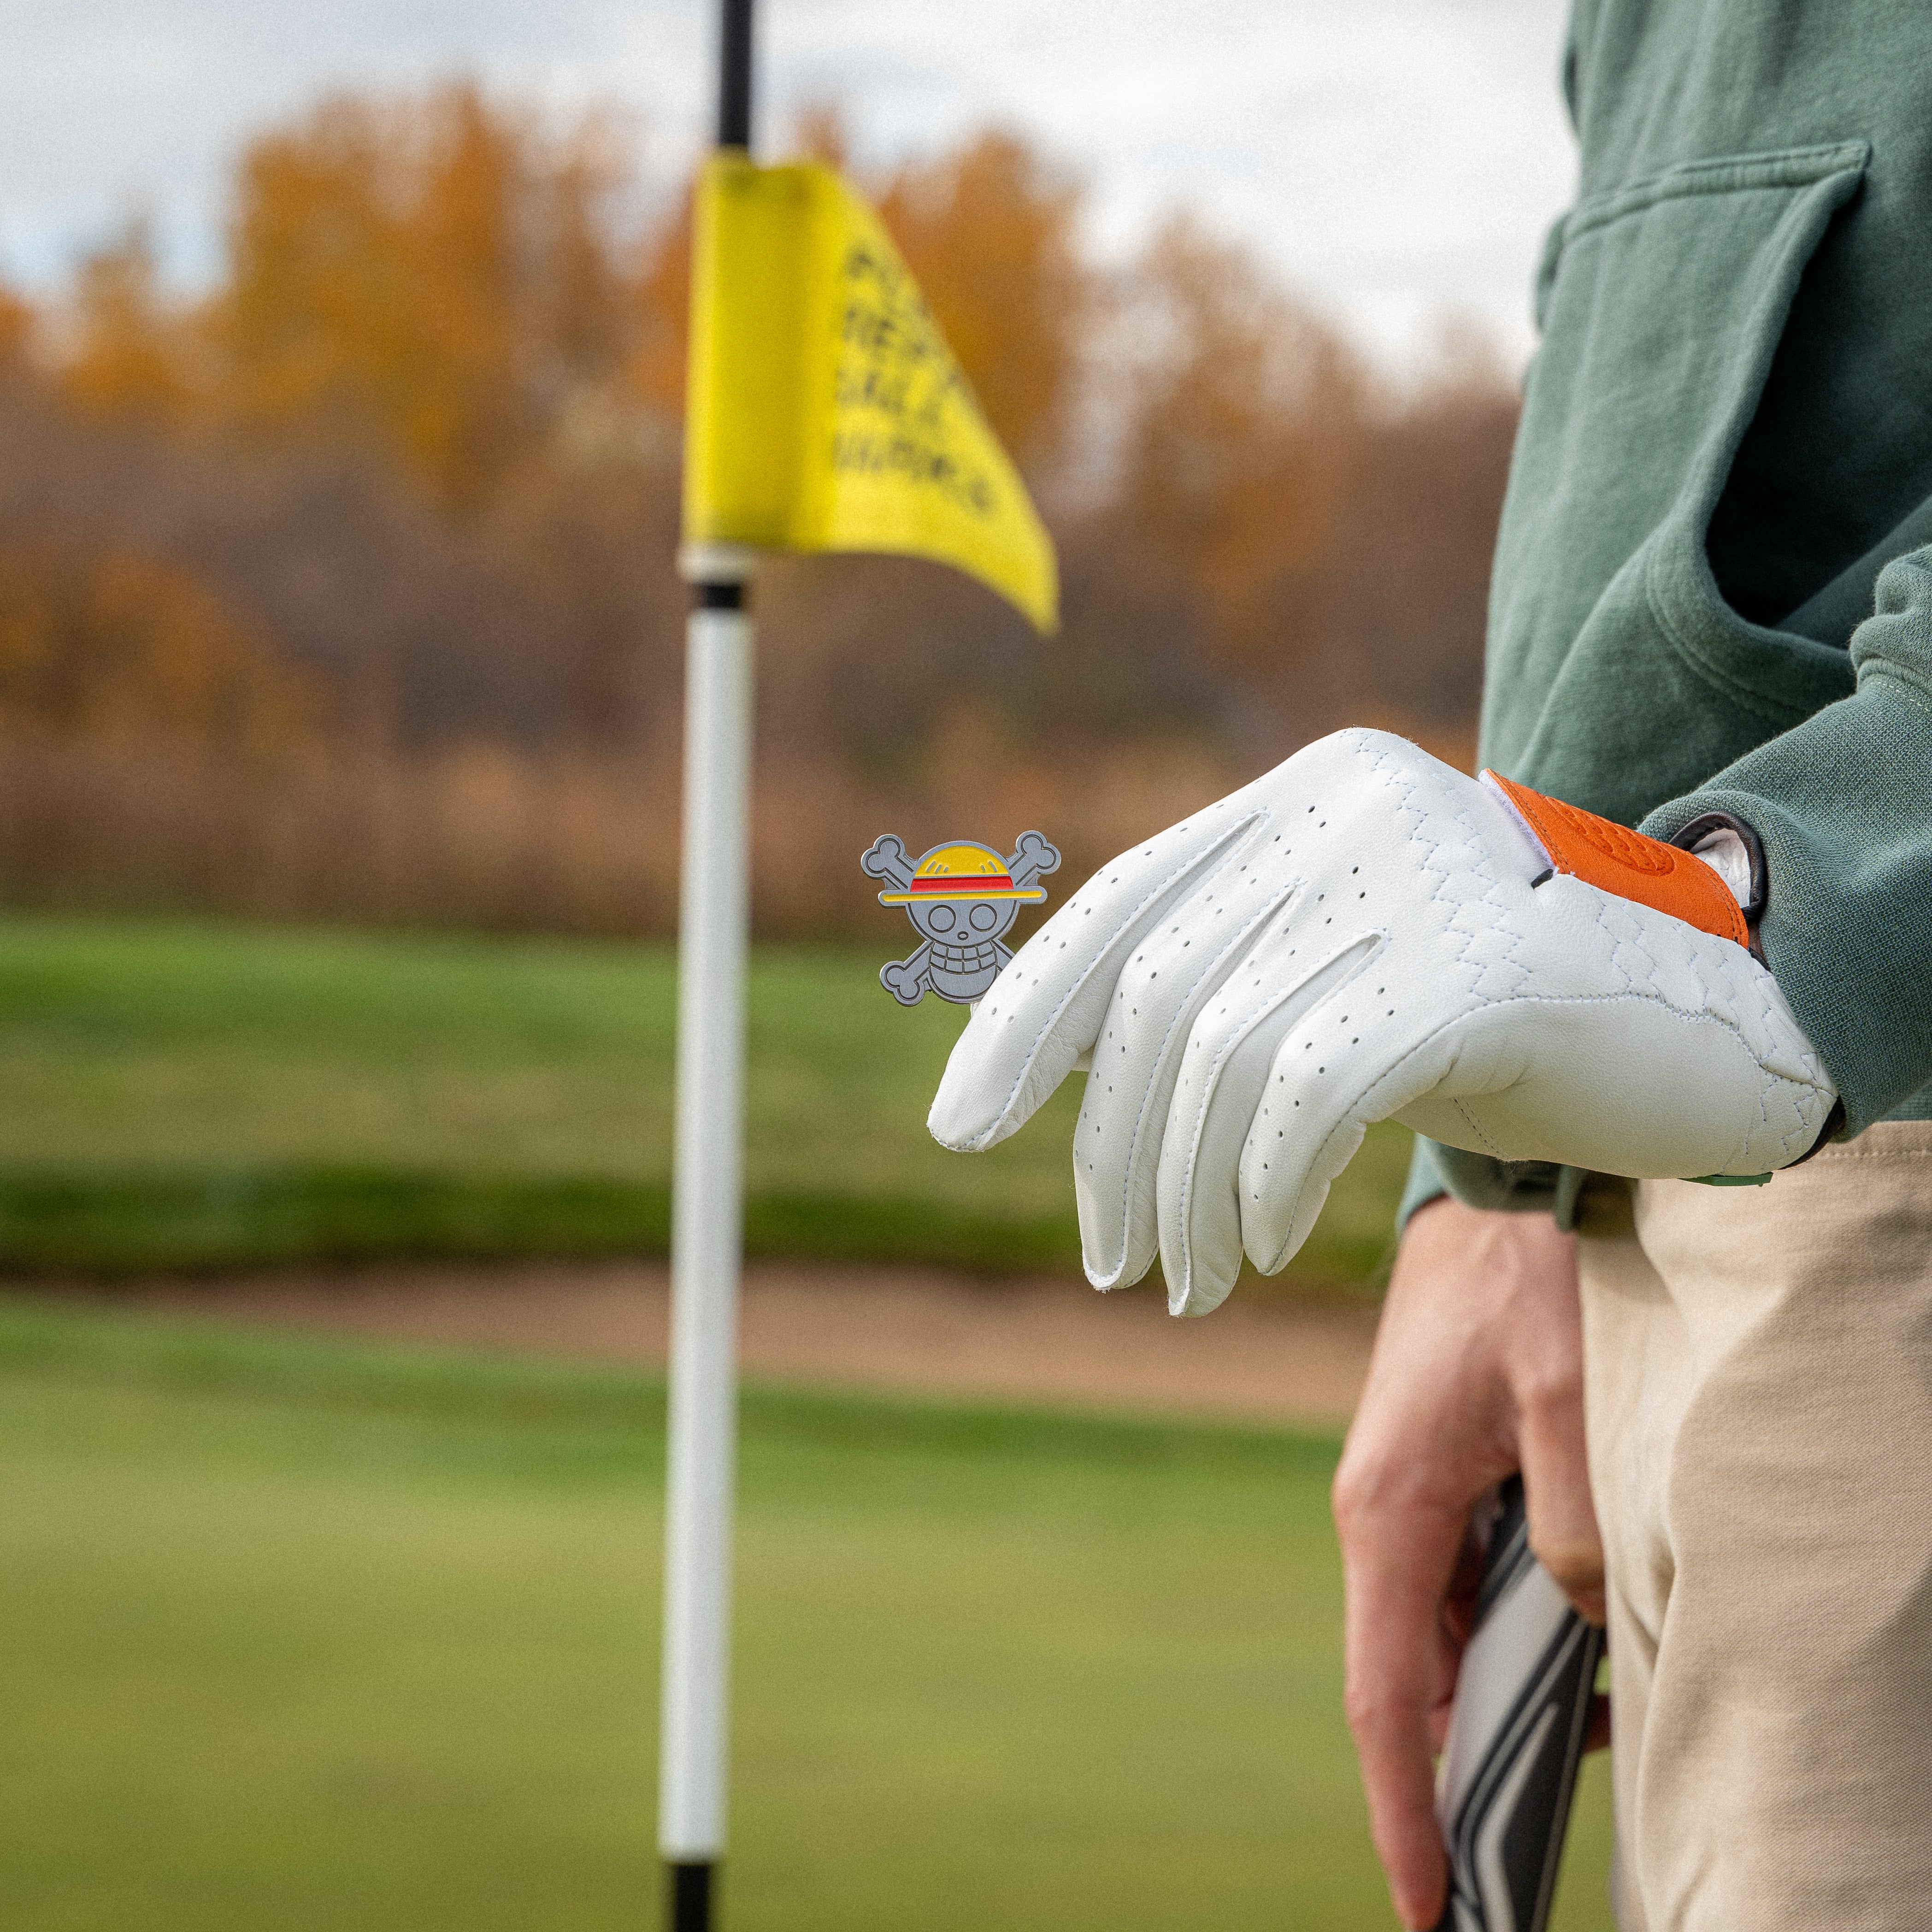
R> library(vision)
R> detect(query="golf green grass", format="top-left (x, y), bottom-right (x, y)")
top-left (0, 914), bottom-right (1408, 1286)
top-left (0, 1296), bottom-right (1615, 1931)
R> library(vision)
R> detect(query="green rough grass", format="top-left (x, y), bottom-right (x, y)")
top-left (0, 1297), bottom-right (1613, 1932)
top-left (0, 915), bottom-right (1408, 1287)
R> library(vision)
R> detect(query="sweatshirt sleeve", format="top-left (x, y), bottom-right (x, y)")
top-left (1398, 554), bottom-right (1932, 1240)
top-left (1397, 1136), bottom-right (1590, 1233)
top-left (1641, 543), bottom-right (1932, 1135)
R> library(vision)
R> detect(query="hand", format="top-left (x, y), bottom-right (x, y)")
top-left (930, 729), bottom-right (1833, 1314)
top-left (1331, 1196), bottom-right (1603, 1931)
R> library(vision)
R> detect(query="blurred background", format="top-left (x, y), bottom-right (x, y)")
top-left (0, 3), bottom-right (1617, 1927)
top-left (0, 87), bottom-right (1521, 938)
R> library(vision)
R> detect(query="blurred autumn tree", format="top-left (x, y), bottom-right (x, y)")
top-left (0, 289), bottom-right (31, 368)
top-left (1067, 215), bottom-right (1369, 754)
top-left (1068, 222), bottom-right (1507, 760)
top-left (217, 84), bottom-right (638, 509)
top-left (878, 130), bottom-right (1087, 479)
top-left (0, 83), bottom-right (1517, 933)
top-left (0, 536), bottom-right (322, 750)
top-left (60, 218), bottom-right (199, 424)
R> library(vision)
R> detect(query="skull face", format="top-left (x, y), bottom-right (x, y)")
top-left (905, 895), bottom-right (1019, 945)
top-left (865, 830), bottom-right (1061, 1006)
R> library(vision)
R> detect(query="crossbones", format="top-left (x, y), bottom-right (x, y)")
top-left (862, 831), bottom-right (1061, 1005)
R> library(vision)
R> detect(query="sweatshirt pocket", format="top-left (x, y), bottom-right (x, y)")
top-left (1488, 142), bottom-right (1868, 825)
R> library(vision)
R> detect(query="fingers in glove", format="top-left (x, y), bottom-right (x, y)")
top-left (928, 810), bottom-right (1261, 1154)
top-left (1228, 973), bottom-right (1460, 1290)
top-left (1069, 854), bottom-right (1302, 1290)
top-left (1154, 929), bottom-right (1381, 1314)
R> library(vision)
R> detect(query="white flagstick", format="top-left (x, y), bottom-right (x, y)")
top-left (660, 548), bottom-right (757, 1930)
top-left (661, 7), bottom-right (756, 1924)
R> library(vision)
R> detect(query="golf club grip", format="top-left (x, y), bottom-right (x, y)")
top-left (1431, 1475), bottom-right (1603, 1932)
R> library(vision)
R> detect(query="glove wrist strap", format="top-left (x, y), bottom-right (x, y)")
top-left (1480, 772), bottom-right (1751, 949)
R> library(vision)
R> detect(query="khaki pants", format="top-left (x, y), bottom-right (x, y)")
top-left (1578, 1123), bottom-right (1932, 1931)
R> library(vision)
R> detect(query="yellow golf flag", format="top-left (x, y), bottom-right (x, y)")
top-left (683, 153), bottom-right (1058, 634)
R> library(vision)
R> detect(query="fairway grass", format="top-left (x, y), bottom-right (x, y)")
top-left (0, 1297), bottom-right (1615, 1931)
top-left (0, 915), bottom-right (1408, 1287)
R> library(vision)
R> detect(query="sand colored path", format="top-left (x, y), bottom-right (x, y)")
top-left (75, 1263), bottom-right (1381, 1431)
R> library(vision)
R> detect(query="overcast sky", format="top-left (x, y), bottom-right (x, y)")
top-left (0, 0), bottom-right (1577, 368)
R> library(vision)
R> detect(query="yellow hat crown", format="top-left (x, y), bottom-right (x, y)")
top-left (876, 839), bottom-right (1047, 904)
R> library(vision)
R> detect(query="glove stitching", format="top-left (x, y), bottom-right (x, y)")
top-left (1238, 744), bottom-right (1827, 1262)
top-left (1105, 869), bottom-right (1298, 1290)
top-left (1582, 884), bottom-right (1826, 1169)
top-left (1744, 1076), bottom-right (1777, 1172)
top-left (1255, 992), bottom-right (1832, 1275)
top-left (961, 811), bottom-right (1264, 1150)
top-left (1450, 1097), bottom-right (1508, 1160)
top-left (1555, 871), bottom-right (1821, 1167)
top-left (1198, 736), bottom-right (1529, 1296)
top-left (1367, 735), bottom-right (1530, 1008)
top-left (1167, 924), bottom-right (1376, 1306)
top-left (1247, 745), bottom-right (1529, 1279)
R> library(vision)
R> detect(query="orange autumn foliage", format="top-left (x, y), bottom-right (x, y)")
top-left (626, 195), bottom-right (690, 425)
top-left (1107, 217), bottom-right (1367, 668)
top-left (0, 286), bottom-right (36, 370)
top-left (59, 219), bottom-right (199, 424)
top-left (218, 84), bottom-right (635, 508)
top-left (876, 130), bottom-right (1087, 476)
top-left (0, 537), bottom-right (324, 752)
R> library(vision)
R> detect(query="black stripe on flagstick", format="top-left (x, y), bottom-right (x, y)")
top-left (718, 0), bottom-right (754, 150)
top-left (669, 1861), bottom-right (715, 1932)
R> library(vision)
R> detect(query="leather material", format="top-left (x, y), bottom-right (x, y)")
top-left (1484, 771), bottom-right (1751, 948)
top-left (928, 730), bottom-right (1838, 1316)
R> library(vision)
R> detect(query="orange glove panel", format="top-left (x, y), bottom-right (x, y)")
top-left (1482, 771), bottom-right (1749, 949)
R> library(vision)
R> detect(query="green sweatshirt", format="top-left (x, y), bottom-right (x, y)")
top-left (1407, 0), bottom-right (1932, 1225)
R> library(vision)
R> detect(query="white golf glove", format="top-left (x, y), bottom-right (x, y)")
top-left (929, 729), bottom-right (1837, 1315)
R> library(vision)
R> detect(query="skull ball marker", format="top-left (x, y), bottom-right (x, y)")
top-left (861, 830), bottom-right (1061, 1004)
